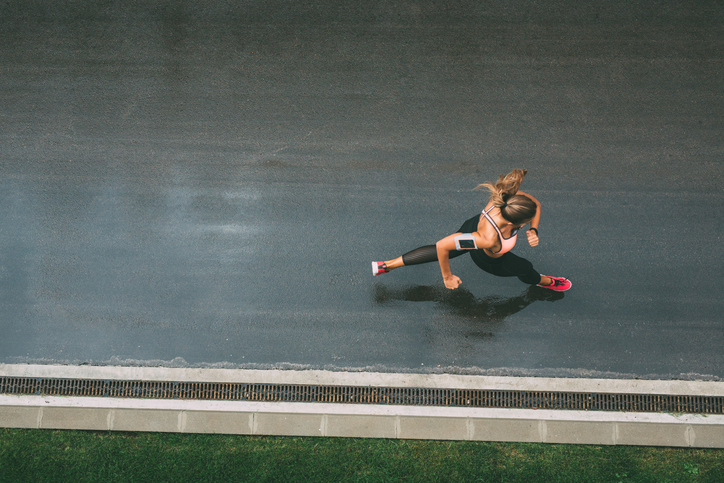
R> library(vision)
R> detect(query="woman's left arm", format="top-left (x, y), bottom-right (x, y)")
top-left (517, 190), bottom-right (541, 247)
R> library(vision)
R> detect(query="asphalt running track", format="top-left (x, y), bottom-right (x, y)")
top-left (1, 0), bottom-right (723, 380)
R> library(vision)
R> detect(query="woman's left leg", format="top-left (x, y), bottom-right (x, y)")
top-left (470, 251), bottom-right (571, 290)
top-left (470, 251), bottom-right (542, 284)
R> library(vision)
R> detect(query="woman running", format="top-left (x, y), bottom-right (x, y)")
top-left (372, 169), bottom-right (571, 291)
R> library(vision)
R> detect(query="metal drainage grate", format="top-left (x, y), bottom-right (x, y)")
top-left (1, 376), bottom-right (722, 414)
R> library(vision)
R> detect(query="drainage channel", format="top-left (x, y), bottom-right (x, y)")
top-left (2, 376), bottom-right (722, 414)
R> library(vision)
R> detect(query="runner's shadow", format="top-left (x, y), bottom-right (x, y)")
top-left (373, 284), bottom-right (564, 320)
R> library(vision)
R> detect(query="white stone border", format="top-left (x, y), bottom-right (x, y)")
top-left (1, 364), bottom-right (723, 447)
top-left (3, 364), bottom-right (723, 396)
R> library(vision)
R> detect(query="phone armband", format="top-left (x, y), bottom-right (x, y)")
top-left (454, 234), bottom-right (478, 250)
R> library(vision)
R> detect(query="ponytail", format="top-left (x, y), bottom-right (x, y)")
top-left (475, 169), bottom-right (537, 224)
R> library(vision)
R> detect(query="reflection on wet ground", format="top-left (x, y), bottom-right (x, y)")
top-left (1, 0), bottom-right (723, 377)
top-left (374, 284), bottom-right (564, 320)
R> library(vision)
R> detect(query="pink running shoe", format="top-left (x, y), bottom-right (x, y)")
top-left (372, 261), bottom-right (390, 276)
top-left (538, 276), bottom-right (572, 291)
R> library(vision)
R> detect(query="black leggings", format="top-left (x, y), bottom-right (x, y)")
top-left (401, 245), bottom-right (542, 285)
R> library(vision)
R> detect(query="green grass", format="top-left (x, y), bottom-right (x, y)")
top-left (1, 429), bottom-right (723, 482)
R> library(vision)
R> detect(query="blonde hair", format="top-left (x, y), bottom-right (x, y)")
top-left (476, 169), bottom-right (537, 225)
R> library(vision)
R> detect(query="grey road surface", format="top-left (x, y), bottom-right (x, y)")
top-left (1, 1), bottom-right (723, 379)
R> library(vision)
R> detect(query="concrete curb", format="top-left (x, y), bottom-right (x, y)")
top-left (3, 364), bottom-right (723, 396)
top-left (2, 365), bottom-right (723, 447)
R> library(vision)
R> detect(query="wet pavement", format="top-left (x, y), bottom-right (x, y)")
top-left (1, 0), bottom-right (723, 379)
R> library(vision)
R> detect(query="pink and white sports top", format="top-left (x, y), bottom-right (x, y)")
top-left (481, 205), bottom-right (518, 255)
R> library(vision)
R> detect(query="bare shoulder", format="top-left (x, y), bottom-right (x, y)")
top-left (473, 228), bottom-right (499, 251)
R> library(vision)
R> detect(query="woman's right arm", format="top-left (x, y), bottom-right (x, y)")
top-left (436, 234), bottom-right (463, 289)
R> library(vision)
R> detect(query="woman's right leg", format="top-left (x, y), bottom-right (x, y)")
top-left (374, 245), bottom-right (466, 274)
